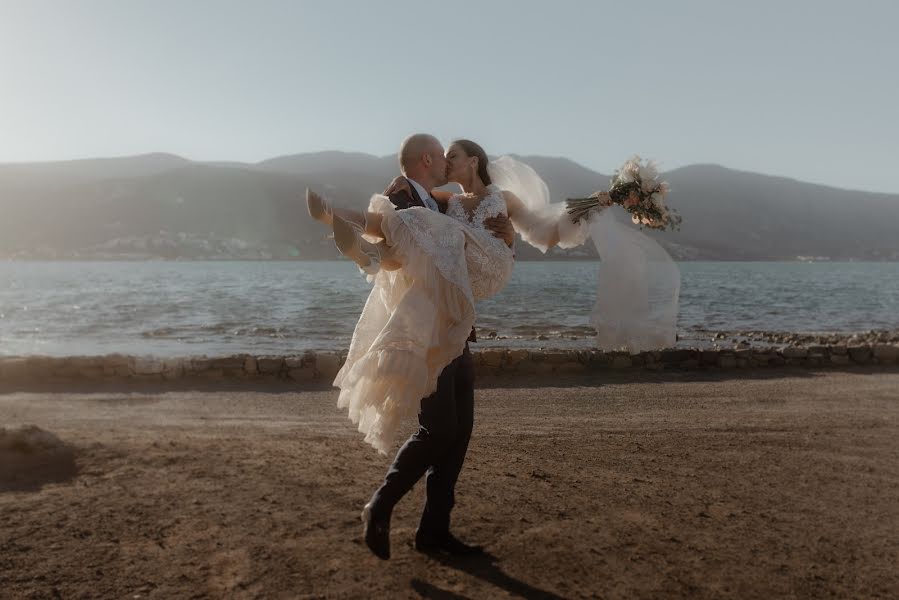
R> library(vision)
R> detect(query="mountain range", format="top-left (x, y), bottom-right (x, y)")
top-left (1, 152), bottom-right (897, 261)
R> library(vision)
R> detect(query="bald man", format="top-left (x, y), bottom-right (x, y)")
top-left (361, 134), bottom-right (514, 560)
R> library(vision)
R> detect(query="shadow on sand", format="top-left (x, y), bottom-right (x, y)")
top-left (411, 551), bottom-right (566, 600)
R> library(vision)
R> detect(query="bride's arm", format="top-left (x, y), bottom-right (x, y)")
top-left (502, 190), bottom-right (605, 252)
top-left (503, 191), bottom-right (559, 248)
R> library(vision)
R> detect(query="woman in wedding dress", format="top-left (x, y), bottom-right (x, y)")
top-left (306, 139), bottom-right (596, 453)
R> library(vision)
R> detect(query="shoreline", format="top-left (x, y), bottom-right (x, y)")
top-left (2, 342), bottom-right (898, 386)
top-left (3, 329), bottom-right (898, 362)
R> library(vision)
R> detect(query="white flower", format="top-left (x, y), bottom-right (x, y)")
top-left (624, 158), bottom-right (641, 177)
top-left (615, 168), bottom-right (634, 184)
top-left (615, 156), bottom-right (641, 184)
top-left (638, 160), bottom-right (658, 186)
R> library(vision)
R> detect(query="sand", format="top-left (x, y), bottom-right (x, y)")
top-left (1, 369), bottom-right (897, 599)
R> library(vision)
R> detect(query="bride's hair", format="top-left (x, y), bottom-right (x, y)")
top-left (452, 139), bottom-right (492, 186)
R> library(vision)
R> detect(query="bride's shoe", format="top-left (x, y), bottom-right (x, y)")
top-left (333, 215), bottom-right (380, 274)
top-left (306, 188), bottom-right (332, 225)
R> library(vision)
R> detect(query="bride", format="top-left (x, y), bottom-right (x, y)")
top-left (306, 138), bottom-right (597, 453)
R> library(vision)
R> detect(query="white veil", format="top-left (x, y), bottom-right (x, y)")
top-left (589, 207), bottom-right (680, 352)
top-left (487, 155), bottom-right (680, 352)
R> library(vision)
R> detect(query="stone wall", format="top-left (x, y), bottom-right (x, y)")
top-left (1, 344), bottom-right (897, 385)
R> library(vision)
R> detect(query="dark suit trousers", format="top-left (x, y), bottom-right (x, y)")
top-left (368, 344), bottom-right (475, 536)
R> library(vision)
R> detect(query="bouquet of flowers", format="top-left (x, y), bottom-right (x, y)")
top-left (566, 156), bottom-right (681, 231)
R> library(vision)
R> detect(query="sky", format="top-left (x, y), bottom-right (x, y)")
top-left (1, 0), bottom-right (897, 192)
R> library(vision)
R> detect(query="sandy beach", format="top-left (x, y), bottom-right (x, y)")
top-left (1, 369), bottom-right (897, 599)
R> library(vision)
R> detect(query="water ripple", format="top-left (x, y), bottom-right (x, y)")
top-left (1, 260), bottom-right (897, 356)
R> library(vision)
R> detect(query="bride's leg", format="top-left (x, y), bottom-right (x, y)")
top-left (356, 211), bottom-right (402, 269)
top-left (333, 216), bottom-right (404, 273)
top-left (308, 189), bottom-right (402, 271)
top-left (332, 208), bottom-right (385, 239)
top-left (306, 189), bottom-right (385, 239)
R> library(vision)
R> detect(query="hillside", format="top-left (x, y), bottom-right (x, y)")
top-left (1, 153), bottom-right (896, 260)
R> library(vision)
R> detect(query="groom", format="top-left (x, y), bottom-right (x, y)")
top-left (362, 133), bottom-right (514, 559)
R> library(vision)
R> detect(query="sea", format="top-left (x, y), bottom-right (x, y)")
top-left (1, 261), bottom-right (897, 357)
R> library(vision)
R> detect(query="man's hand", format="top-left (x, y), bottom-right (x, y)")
top-left (484, 213), bottom-right (515, 247)
top-left (384, 176), bottom-right (410, 196)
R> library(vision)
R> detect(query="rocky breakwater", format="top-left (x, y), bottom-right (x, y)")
top-left (695, 328), bottom-right (899, 349)
top-left (1, 343), bottom-right (898, 385)
top-left (471, 343), bottom-right (899, 376)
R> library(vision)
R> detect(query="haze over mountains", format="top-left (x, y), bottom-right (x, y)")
top-left (1, 152), bottom-right (897, 261)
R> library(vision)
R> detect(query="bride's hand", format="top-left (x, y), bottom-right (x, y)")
top-left (384, 176), bottom-right (411, 196)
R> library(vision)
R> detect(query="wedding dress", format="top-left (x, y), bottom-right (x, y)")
top-left (334, 157), bottom-right (680, 454)
top-left (334, 182), bottom-right (586, 454)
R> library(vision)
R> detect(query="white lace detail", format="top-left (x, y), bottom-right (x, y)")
top-left (445, 185), bottom-right (514, 300)
top-left (446, 185), bottom-right (506, 229)
top-left (385, 209), bottom-right (467, 305)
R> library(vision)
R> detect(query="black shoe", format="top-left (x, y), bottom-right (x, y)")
top-left (414, 530), bottom-right (484, 556)
top-left (362, 503), bottom-right (390, 560)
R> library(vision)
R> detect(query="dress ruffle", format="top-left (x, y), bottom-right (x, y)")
top-left (334, 196), bottom-right (485, 454)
